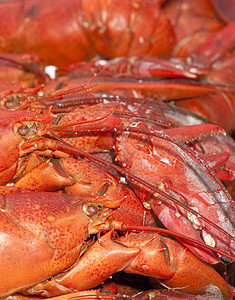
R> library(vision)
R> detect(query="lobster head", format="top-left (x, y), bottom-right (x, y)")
top-left (0, 108), bottom-right (55, 185)
top-left (0, 85), bottom-right (43, 109)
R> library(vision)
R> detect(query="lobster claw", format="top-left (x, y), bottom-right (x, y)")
top-left (115, 122), bottom-right (235, 264)
top-left (28, 232), bottom-right (232, 299)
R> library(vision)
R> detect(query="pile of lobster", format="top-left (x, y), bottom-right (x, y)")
top-left (0, 0), bottom-right (234, 299)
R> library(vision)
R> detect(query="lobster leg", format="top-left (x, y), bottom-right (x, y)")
top-left (7, 291), bottom-right (113, 300)
top-left (14, 156), bottom-right (157, 228)
top-left (14, 157), bottom-right (75, 191)
top-left (27, 232), bottom-right (232, 299)
top-left (0, 188), bottom-right (135, 297)
top-left (119, 232), bottom-right (233, 299)
top-left (26, 231), bottom-right (141, 297)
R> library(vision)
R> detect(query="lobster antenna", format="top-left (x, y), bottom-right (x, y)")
top-left (32, 92), bottom-right (211, 114)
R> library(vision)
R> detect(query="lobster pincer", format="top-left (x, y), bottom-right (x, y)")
top-left (115, 121), bottom-right (235, 264)
top-left (0, 187), bottom-right (232, 298)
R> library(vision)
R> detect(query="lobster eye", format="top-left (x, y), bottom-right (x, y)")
top-left (18, 124), bottom-right (30, 136)
top-left (83, 203), bottom-right (98, 217)
top-left (5, 95), bottom-right (20, 109)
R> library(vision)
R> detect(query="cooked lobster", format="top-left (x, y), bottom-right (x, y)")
top-left (0, 101), bottom-right (234, 298)
top-left (0, 0), bottom-right (234, 298)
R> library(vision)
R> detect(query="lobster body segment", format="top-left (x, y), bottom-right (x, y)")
top-left (0, 0), bottom-right (94, 66)
top-left (0, 0), bottom-right (175, 66)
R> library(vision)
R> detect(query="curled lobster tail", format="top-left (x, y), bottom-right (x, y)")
top-left (0, 0), bottom-right (175, 67)
top-left (81, 0), bottom-right (175, 59)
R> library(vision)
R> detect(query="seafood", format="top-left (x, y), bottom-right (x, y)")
top-left (51, 35), bottom-right (235, 134)
top-left (0, 188), bottom-right (232, 299)
top-left (0, 53), bottom-right (46, 86)
top-left (1, 54), bottom-right (234, 134)
top-left (0, 0), bottom-right (234, 298)
top-left (0, 0), bottom-right (234, 133)
top-left (0, 0), bottom-right (232, 66)
top-left (0, 0), bottom-right (175, 67)
top-left (0, 0), bottom-right (232, 67)
top-left (0, 99), bottom-right (234, 297)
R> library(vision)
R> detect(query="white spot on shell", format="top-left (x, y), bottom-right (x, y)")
top-left (143, 202), bottom-right (151, 209)
top-left (45, 65), bottom-right (57, 79)
top-left (175, 64), bottom-right (183, 70)
top-left (189, 67), bottom-right (198, 73)
top-left (202, 230), bottom-right (216, 248)
top-left (37, 90), bottom-right (44, 96)
top-left (160, 157), bottom-right (171, 165)
top-left (119, 177), bottom-right (127, 184)
top-left (175, 210), bottom-right (181, 218)
top-left (96, 59), bottom-right (107, 66)
top-left (198, 192), bottom-right (215, 205)
top-left (141, 264), bottom-right (149, 270)
top-left (187, 207), bottom-right (202, 230)
top-left (139, 36), bottom-right (144, 44)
